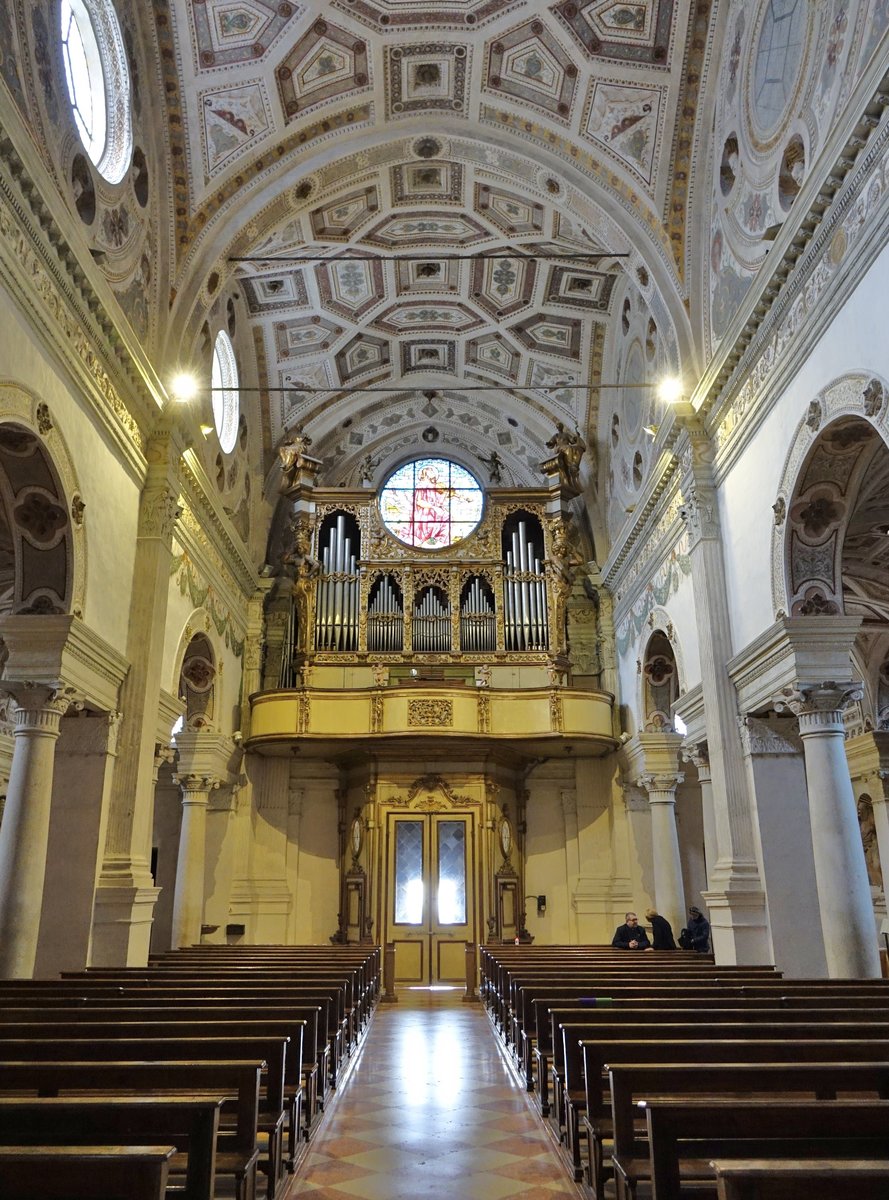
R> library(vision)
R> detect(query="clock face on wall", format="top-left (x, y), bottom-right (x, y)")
top-left (350, 817), bottom-right (363, 858)
top-left (499, 816), bottom-right (513, 858)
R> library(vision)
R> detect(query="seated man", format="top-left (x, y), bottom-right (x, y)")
top-left (679, 905), bottom-right (711, 952)
top-left (611, 911), bottom-right (651, 950)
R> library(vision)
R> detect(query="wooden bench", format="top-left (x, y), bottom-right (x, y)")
top-left (710, 1158), bottom-right (889, 1200)
top-left (607, 1062), bottom-right (889, 1200)
top-left (0, 1036), bottom-right (289, 1200)
top-left (0, 1095), bottom-right (223, 1200)
top-left (0, 1060), bottom-right (262, 1200)
top-left (553, 1018), bottom-right (889, 1183)
top-left (0, 1144), bottom-right (176, 1200)
top-left (642, 1099), bottom-right (889, 1200)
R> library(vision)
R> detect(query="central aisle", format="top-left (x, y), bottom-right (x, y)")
top-left (290, 989), bottom-right (582, 1199)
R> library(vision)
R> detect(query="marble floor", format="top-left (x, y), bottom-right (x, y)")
top-left (287, 988), bottom-right (583, 1199)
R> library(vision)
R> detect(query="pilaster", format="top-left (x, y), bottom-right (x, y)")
top-left (91, 424), bottom-right (184, 965)
top-left (674, 422), bottom-right (770, 963)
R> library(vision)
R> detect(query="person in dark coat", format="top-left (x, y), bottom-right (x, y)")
top-left (644, 907), bottom-right (676, 949)
top-left (611, 912), bottom-right (651, 950)
top-left (679, 906), bottom-right (711, 952)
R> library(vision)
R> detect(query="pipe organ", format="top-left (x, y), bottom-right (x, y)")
top-left (460, 576), bottom-right (496, 653)
top-left (315, 513), bottom-right (360, 652)
top-left (367, 575), bottom-right (404, 653)
top-left (278, 482), bottom-right (577, 666)
top-left (503, 518), bottom-right (549, 652)
top-left (413, 586), bottom-right (451, 653)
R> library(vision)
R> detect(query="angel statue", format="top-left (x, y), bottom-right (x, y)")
top-left (544, 421), bottom-right (586, 495)
top-left (278, 429), bottom-right (313, 492)
top-left (477, 450), bottom-right (504, 484)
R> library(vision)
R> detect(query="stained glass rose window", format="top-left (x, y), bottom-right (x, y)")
top-left (380, 458), bottom-right (483, 549)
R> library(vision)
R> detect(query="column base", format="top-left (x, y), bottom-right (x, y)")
top-left (90, 882), bottom-right (161, 967)
top-left (702, 871), bottom-right (771, 965)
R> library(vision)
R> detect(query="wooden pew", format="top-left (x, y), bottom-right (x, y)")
top-left (522, 986), bottom-right (889, 1098)
top-left (0, 1144), bottom-right (176, 1200)
top-left (642, 1099), bottom-right (889, 1200)
top-left (607, 1062), bottom-right (889, 1200)
top-left (554, 1018), bottom-right (889, 1183)
top-left (0, 1036), bottom-right (289, 1200)
top-left (0, 1095), bottom-right (223, 1200)
top-left (0, 1059), bottom-right (262, 1200)
top-left (711, 1158), bottom-right (889, 1200)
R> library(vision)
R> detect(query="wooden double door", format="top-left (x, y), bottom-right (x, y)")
top-left (384, 809), bottom-right (477, 984)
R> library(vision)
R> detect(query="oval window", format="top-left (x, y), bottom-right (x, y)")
top-left (60, 0), bottom-right (132, 185)
top-left (211, 330), bottom-right (239, 455)
top-left (380, 458), bottom-right (483, 550)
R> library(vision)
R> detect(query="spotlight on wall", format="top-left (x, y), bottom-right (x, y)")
top-left (657, 376), bottom-right (683, 405)
top-left (199, 423), bottom-right (214, 438)
top-left (643, 424), bottom-right (659, 439)
top-left (170, 373), bottom-right (199, 403)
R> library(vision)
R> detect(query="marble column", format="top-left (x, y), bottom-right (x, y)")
top-left (844, 730), bottom-right (889, 934)
top-left (638, 772), bottom-right (686, 937)
top-left (170, 773), bottom-right (219, 950)
top-left (675, 422), bottom-right (769, 962)
top-left (0, 684), bottom-right (73, 977)
top-left (681, 740), bottom-right (717, 889)
top-left (776, 682), bottom-right (881, 978)
top-left (91, 425), bottom-right (183, 964)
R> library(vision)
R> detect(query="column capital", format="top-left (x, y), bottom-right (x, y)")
top-left (0, 682), bottom-right (81, 732)
top-left (637, 771), bottom-right (684, 798)
top-left (737, 714), bottom-right (802, 757)
top-left (774, 681), bottom-right (863, 732)
top-left (174, 773), bottom-right (222, 797)
top-left (680, 738), bottom-right (711, 780)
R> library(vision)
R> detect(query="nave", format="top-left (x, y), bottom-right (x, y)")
top-left (292, 990), bottom-right (580, 1200)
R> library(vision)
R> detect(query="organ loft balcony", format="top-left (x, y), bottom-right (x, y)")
top-left (249, 464), bottom-right (615, 758)
top-left (247, 664), bottom-right (616, 760)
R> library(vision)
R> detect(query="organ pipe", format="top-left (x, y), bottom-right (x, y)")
top-left (460, 577), bottom-right (496, 652)
top-left (413, 587), bottom-right (451, 653)
top-left (368, 576), bottom-right (404, 653)
top-left (315, 514), bottom-right (360, 651)
top-left (503, 521), bottom-right (548, 652)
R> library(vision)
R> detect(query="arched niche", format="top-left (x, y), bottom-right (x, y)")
top-left (0, 418), bottom-right (77, 616)
top-left (177, 627), bottom-right (217, 731)
top-left (772, 373), bottom-right (889, 619)
top-left (640, 629), bottom-right (680, 733)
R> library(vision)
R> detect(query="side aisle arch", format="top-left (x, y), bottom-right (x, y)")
top-left (171, 612), bottom-right (218, 731)
top-left (0, 383), bottom-right (85, 617)
top-left (634, 605), bottom-right (688, 734)
top-left (772, 372), bottom-right (889, 620)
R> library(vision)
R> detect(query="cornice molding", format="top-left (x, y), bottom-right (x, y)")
top-left (177, 451), bottom-right (258, 602)
top-left (603, 63), bottom-right (889, 581)
top-left (0, 110), bottom-right (171, 479)
top-left (602, 454), bottom-right (681, 597)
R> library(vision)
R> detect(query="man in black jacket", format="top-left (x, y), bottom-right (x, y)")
top-left (611, 912), bottom-right (651, 949)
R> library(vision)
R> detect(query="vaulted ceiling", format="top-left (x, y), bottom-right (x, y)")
top-left (158, 0), bottom-right (702, 500)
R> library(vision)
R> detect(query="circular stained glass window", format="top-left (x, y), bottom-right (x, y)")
top-left (60, 0), bottom-right (132, 184)
top-left (752, 0), bottom-right (807, 137)
top-left (380, 458), bottom-right (484, 550)
top-left (211, 330), bottom-right (239, 454)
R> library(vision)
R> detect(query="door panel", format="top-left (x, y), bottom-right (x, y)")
top-left (387, 810), bottom-right (475, 984)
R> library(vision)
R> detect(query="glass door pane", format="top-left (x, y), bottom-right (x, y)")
top-left (436, 819), bottom-right (466, 925)
top-left (394, 819), bottom-right (424, 924)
